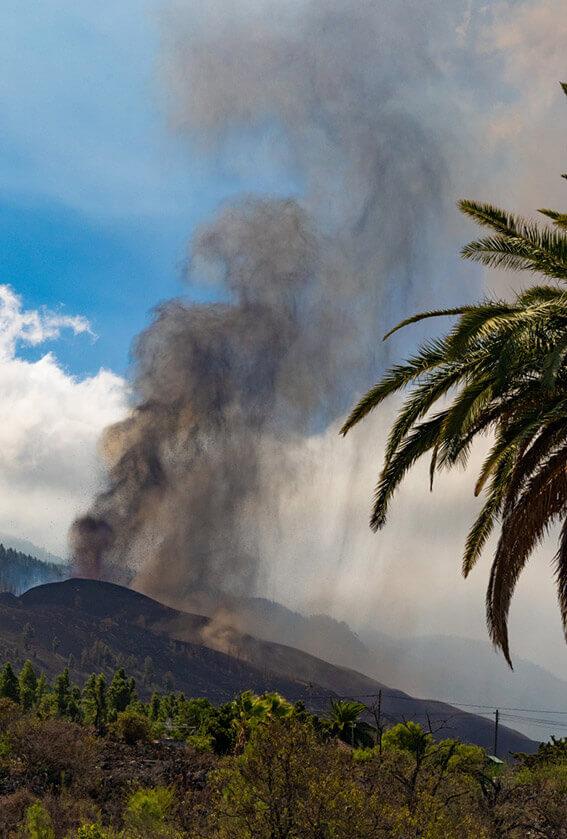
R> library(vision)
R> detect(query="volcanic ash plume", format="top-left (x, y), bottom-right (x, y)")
top-left (71, 0), bottom-right (468, 607)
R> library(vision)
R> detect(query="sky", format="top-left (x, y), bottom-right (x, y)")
top-left (0, 0), bottom-right (296, 544)
top-left (1, 0), bottom-right (567, 679)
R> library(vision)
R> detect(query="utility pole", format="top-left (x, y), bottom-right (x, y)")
top-left (493, 709), bottom-right (499, 758)
top-left (370, 690), bottom-right (383, 754)
top-left (376, 690), bottom-right (382, 754)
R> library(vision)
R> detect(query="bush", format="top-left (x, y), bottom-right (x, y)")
top-left (38, 791), bottom-right (102, 838)
top-left (74, 823), bottom-right (117, 838)
top-left (122, 787), bottom-right (179, 838)
top-left (207, 717), bottom-right (372, 838)
top-left (0, 696), bottom-right (22, 733)
top-left (8, 717), bottom-right (100, 793)
top-left (352, 746), bottom-right (377, 763)
top-left (21, 801), bottom-right (55, 839)
top-left (382, 720), bottom-right (433, 758)
top-left (110, 709), bottom-right (152, 745)
top-left (186, 733), bottom-right (214, 753)
top-left (0, 789), bottom-right (36, 836)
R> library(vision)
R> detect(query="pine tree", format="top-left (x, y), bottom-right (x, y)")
top-left (0, 662), bottom-right (20, 703)
top-left (68, 684), bottom-right (82, 722)
top-left (81, 673), bottom-right (108, 733)
top-left (149, 691), bottom-right (161, 722)
top-left (128, 676), bottom-right (137, 704)
top-left (107, 668), bottom-right (132, 717)
top-left (81, 674), bottom-right (97, 723)
top-left (54, 667), bottom-right (72, 717)
top-left (35, 673), bottom-right (48, 709)
top-left (18, 660), bottom-right (37, 710)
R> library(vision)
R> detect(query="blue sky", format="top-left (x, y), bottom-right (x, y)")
top-left (0, 1), bottom-right (294, 376)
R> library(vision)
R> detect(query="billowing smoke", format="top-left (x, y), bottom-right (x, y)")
top-left (71, 0), bottom-right (480, 606)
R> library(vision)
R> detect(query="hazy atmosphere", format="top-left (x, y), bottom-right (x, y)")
top-left (2, 0), bottom-right (567, 709)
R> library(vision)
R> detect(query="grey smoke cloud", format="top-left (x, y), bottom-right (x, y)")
top-left (70, 0), bottom-right (561, 662)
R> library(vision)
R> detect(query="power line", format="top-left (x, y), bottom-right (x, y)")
top-left (304, 688), bottom-right (567, 729)
top-left (328, 688), bottom-right (567, 718)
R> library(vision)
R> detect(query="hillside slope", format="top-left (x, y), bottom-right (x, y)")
top-left (0, 578), bottom-right (537, 755)
top-left (222, 596), bottom-right (567, 743)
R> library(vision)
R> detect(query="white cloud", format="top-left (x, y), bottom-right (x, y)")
top-left (0, 285), bottom-right (92, 359)
top-left (0, 286), bottom-right (128, 556)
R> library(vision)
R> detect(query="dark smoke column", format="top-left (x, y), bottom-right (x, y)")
top-left (71, 0), bottom-right (457, 605)
top-left (71, 200), bottom-right (332, 599)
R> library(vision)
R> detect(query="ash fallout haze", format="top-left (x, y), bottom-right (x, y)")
top-left (2, 0), bottom-right (567, 682)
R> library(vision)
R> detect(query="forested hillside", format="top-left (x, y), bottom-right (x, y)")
top-left (0, 544), bottom-right (67, 595)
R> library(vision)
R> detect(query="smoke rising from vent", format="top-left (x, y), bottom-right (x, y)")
top-left (71, 0), bottom-right (481, 606)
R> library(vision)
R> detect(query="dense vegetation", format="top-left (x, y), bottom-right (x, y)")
top-left (342, 83), bottom-right (567, 664)
top-left (0, 661), bottom-right (565, 837)
top-left (0, 545), bottom-right (66, 597)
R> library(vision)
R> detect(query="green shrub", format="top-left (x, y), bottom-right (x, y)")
top-left (75, 823), bottom-right (116, 838)
top-left (21, 801), bottom-right (55, 839)
top-left (352, 746), bottom-right (377, 763)
top-left (110, 709), bottom-right (152, 745)
top-left (122, 787), bottom-right (178, 838)
top-left (0, 696), bottom-right (22, 732)
top-left (186, 733), bottom-right (214, 753)
top-left (382, 721), bottom-right (433, 757)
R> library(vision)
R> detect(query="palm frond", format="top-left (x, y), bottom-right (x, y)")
top-left (502, 421), bottom-right (567, 518)
top-left (443, 303), bottom-right (518, 356)
top-left (340, 339), bottom-right (450, 435)
top-left (487, 445), bottom-right (567, 664)
top-left (382, 307), bottom-right (470, 341)
top-left (462, 228), bottom-right (567, 280)
top-left (437, 377), bottom-right (494, 467)
top-left (541, 335), bottom-right (567, 389)
top-left (382, 362), bottom-right (469, 466)
top-left (474, 396), bottom-right (567, 497)
top-left (517, 285), bottom-right (565, 305)
top-left (539, 209), bottom-right (567, 230)
top-left (554, 517), bottom-right (567, 638)
top-left (462, 461), bottom-right (511, 578)
top-left (458, 200), bottom-right (522, 236)
top-left (370, 413), bottom-right (447, 530)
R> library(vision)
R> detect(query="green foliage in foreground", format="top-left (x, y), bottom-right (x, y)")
top-left (342, 83), bottom-right (567, 665)
top-left (0, 661), bottom-right (565, 837)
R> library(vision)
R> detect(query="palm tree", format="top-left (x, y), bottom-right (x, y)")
top-left (324, 699), bottom-right (372, 746)
top-left (232, 690), bottom-right (294, 749)
top-left (342, 84), bottom-right (567, 665)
